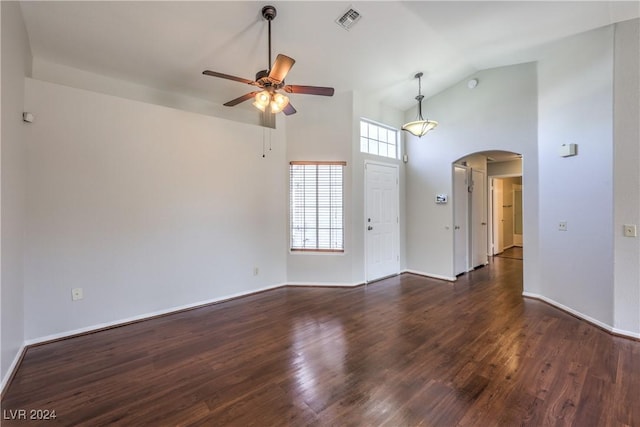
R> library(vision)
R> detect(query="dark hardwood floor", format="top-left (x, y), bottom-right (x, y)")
top-left (3, 256), bottom-right (639, 426)
top-left (495, 246), bottom-right (523, 260)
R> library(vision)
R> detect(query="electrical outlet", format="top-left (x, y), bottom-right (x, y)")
top-left (71, 288), bottom-right (83, 301)
top-left (253, 267), bottom-right (259, 276)
top-left (558, 221), bottom-right (567, 231)
top-left (623, 224), bottom-right (637, 237)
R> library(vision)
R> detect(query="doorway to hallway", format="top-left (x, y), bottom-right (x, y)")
top-left (453, 150), bottom-right (523, 278)
top-left (490, 176), bottom-right (523, 256)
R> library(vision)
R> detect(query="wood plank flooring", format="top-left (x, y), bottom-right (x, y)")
top-left (3, 256), bottom-right (639, 426)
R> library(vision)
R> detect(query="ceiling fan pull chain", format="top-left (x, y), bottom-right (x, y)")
top-left (262, 127), bottom-right (266, 158)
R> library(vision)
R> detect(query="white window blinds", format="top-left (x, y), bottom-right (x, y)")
top-left (290, 161), bottom-right (346, 252)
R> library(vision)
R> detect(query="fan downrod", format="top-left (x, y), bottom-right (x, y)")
top-left (261, 5), bottom-right (277, 21)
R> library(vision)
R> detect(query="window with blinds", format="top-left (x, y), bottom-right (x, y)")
top-left (290, 161), bottom-right (345, 252)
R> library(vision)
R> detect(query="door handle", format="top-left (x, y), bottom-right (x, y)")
top-left (481, 222), bottom-right (487, 226)
top-left (368, 226), bottom-right (373, 231)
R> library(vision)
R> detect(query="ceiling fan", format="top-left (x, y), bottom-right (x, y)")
top-left (202, 5), bottom-right (334, 120)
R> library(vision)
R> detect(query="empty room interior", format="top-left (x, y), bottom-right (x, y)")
top-left (2, 1), bottom-right (640, 425)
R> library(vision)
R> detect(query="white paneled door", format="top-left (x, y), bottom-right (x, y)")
top-left (365, 162), bottom-right (399, 282)
top-left (454, 165), bottom-right (469, 275)
top-left (471, 169), bottom-right (488, 268)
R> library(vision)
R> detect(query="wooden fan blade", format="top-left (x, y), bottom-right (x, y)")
top-left (283, 102), bottom-right (297, 116)
top-left (203, 70), bottom-right (258, 86)
top-left (283, 85), bottom-right (334, 96)
top-left (268, 54), bottom-right (295, 84)
top-left (223, 92), bottom-right (259, 107)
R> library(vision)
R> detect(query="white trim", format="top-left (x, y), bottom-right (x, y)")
top-left (612, 327), bottom-right (640, 339)
top-left (403, 269), bottom-right (456, 282)
top-left (1, 344), bottom-right (26, 394)
top-left (522, 292), bottom-right (640, 340)
top-left (287, 281), bottom-right (363, 288)
top-left (24, 282), bottom-right (287, 346)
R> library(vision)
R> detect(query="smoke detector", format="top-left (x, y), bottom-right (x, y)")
top-left (336, 7), bottom-right (361, 30)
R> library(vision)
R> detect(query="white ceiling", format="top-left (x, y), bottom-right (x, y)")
top-left (19, 1), bottom-right (640, 113)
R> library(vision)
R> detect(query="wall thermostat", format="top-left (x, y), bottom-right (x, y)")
top-left (436, 194), bottom-right (448, 204)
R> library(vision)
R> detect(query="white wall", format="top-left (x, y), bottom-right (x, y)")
top-left (23, 78), bottom-right (287, 341)
top-left (405, 62), bottom-right (538, 282)
top-left (32, 57), bottom-right (259, 126)
top-left (284, 91), bottom-right (407, 286)
top-left (285, 92), bottom-right (357, 285)
top-left (1, 1), bottom-right (32, 390)
top-left (487, 159), bottom-right (522, 177)
top-left (537, 25), bottom-right (615, 326)
top-left (613, 18), bottom-right (640, 336)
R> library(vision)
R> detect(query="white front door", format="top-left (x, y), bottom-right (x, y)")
top-left (365, 162), bottom-right (399, 282)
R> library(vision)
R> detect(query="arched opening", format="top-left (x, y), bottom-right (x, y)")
top-left (452, 150), bottom-right (523, 276)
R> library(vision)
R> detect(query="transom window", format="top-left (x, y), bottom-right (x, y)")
top-left (360, 119), bottom-right (399, 159)
top-left (290, 161), bottom-right (345, 252)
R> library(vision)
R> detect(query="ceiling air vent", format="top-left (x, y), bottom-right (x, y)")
top-left (336, 7), bottom-right (361, 31)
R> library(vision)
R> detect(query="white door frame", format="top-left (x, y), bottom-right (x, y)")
top-left (364, 160), bottom-right (400, 283)
top-left (487, 173), bottom-right (522, 256)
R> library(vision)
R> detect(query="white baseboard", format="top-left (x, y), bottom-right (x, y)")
top-left (612, 327), bottom-right (640, 339)
top-left (25, 282), bottom-right (287, 347)
top-left (403, 269), bottom-right (456, 282)
top-left (522, 292), bottom-right (640, 340)
top-left (286, 281), bottom-right (364, 288)
top-left (1, 343), bottom-right (26, 395)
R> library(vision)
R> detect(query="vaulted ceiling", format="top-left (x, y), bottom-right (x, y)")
top-left (19, 1), bottom-right (639, 113)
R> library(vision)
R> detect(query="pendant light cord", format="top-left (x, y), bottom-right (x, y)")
top-left (416, 73), bottom-right (425, 120)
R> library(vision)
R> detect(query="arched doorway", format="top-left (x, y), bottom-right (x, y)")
top-left (453, 150), bottom-right (522, 276)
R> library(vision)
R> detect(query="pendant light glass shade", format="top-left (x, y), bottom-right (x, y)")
top-left (402, 72), bottom-right (438, 137)
top-left (402, 119), bottom-right (438, 137)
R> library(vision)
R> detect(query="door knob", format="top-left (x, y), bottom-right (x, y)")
top-left (368, 226), bottom-right (373, 231)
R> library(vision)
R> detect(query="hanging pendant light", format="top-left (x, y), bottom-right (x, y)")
top-left (402, 72), bottom-right (438, 137)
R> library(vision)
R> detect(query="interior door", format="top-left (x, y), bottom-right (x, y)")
top-left (471, 169), bottom-right (488, 268)
top-left (493, 178), bottom-right (504, 254)
top-left (365, 162), bottom-right (399, 282)
top-left (454, 165), bottom-right (468, 275)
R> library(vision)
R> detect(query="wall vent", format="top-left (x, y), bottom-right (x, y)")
top-left (336, 7), bottom-right (361, 30)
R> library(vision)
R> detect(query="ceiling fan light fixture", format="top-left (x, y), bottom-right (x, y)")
top-left (253, 90), bottom-right (271, 111)
top-left (270, 92), bottom-right (289, 113)
top-left (402, 72), bottom-right (438, 138)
